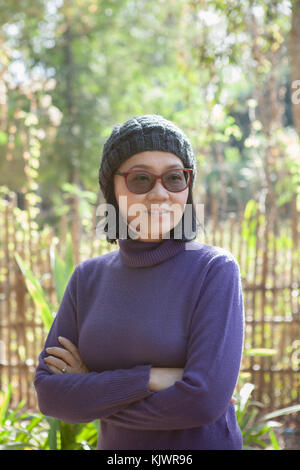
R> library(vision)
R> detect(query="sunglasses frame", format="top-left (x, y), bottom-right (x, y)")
top-left (115, 168), bottom-right (193, 194)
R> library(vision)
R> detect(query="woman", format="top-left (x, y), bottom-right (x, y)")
top-left (34, 114), bottom-right (244, 450)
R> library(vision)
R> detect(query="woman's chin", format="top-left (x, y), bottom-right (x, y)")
top-left (129, 221), bottom-right (173, 241)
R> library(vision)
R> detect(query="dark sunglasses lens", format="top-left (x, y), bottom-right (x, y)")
top-left (126, 170), bottom-right (189, 193)
top-left (127, 172), bottom-right (154, 193)
top-left (163, 170), bottom-right (189, 191)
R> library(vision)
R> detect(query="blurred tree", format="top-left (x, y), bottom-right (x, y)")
top-left (0, 0), bottom-right (298, 230)
top-left (185, 0), bottom-right (299, 217)
top-left (290, 0), bottom-right (300, 136)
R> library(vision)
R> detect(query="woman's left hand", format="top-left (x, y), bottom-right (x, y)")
top-left (44, 336), bottom-right (90, 374)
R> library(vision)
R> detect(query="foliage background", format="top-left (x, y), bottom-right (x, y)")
top-left (1, 0), bottom-right (299, 225)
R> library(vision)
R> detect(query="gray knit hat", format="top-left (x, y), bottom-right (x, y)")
top-left (98, 114), bottom-right (197, 202)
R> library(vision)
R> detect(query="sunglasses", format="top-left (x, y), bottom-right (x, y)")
top-left (115, 168), bottom-right (193, 194)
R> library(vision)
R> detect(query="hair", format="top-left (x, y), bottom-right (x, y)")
top-left (101, 180), bottom-right (202, 245)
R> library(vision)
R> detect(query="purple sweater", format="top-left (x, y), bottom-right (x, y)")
top-left (34, 238), bottom-right (245, 450)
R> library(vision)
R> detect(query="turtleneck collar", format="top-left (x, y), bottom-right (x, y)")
top-left (117, 237), bottom-right (186, 268)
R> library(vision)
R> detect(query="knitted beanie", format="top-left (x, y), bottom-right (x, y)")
top-left (98, 114), bottom-right (197, 202)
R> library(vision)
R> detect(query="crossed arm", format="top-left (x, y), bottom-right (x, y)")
top-left (35, 255), bottom-right (243, 428)
top-left (44, 336), bottom-right (236, 399)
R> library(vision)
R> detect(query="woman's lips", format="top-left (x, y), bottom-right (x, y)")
top-left (147, 210), bottom-right (170, 218)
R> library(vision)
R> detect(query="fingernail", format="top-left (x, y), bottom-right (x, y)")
top-left (58, 336), bottom-right (64, 341)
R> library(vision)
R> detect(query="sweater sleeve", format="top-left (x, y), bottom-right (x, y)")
top-left (102, 254), bottom-right (245, 430)
top-left (34, 266), bottom-right (153, 424)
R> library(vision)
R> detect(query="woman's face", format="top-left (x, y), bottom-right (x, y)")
top-left (113, 151), bottom-right (190, 242)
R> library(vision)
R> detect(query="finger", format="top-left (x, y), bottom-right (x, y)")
top-left (44, 355), bottom-right (69, 372)
top-left (45, 347), bottom-right (75, 367)
top-left (47, 364), bottom-right (64, 374)
top-left (58, 336), bottom-right (81, 361)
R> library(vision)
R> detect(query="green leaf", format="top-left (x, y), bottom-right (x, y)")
top-left (0, 443), bottom-right (32, 450)
top-left (240, 407), bottom-right (258, 430)
top-left (268, 429), bottom-right (281, 450)
top-left (0, 131), bottom-right (8, 145)
top-left (26, 415), bottom-right (44, 432)
top-left (244, 348), bottom-right (277, 357)
top-left (261, 404), bottom-right (300, 421)
top-left (14, 253), bottom-right (54, 331)
top-left (47, 417), bottom-right (59, 450)
top-left (244, 199), bottom-right (257, 219)
top-left (239, 383), bottom-right (255, 412)
top-left (50, 245), bottom-right (66, 304)
top-left (65, 232), bottom-right (74, 279)
top-left (50, 233), bottom-right (74, 304)
top-left (0, 384), bottom-right (12, 426)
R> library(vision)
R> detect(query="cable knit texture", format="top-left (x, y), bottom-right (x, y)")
top-left (34, 238), bottom-right (244, 450)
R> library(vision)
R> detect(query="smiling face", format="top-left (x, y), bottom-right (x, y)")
top-left (113, 151), bottom-right (190, 242)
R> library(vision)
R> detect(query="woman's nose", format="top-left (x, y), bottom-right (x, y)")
top-left (147, 178), bottom-right (169, 198)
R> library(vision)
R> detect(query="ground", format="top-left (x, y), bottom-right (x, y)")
top-left (276, 414), bottom-right (300, 450)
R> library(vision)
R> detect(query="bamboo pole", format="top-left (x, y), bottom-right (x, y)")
top-left (4, 195), bottom-right (12, 389)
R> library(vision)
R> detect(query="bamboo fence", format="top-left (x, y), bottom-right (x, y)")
top-left (0, 191), bottom-right (299, 412)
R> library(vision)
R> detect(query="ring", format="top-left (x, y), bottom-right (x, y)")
top-left (61, 366), bottom-right (67, 373)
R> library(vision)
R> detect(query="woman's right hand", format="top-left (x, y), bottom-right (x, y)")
top-left (148, 367), bottom-right (184, 392)
top-left (148, 367), bottom-right (237, 404)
